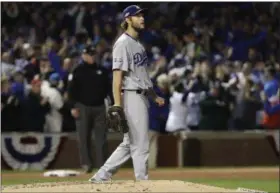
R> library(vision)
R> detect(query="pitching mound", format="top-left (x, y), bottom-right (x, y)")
top-left (2, 180), bottom-right (235, 192)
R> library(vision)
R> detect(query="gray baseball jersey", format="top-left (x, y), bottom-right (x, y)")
top-left (112, 33), bottom-right (153, 90)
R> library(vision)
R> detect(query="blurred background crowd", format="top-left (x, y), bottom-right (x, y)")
top-left (2, 2), bottom-right (280, 133)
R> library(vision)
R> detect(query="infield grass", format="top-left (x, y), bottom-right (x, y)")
top-left (1, 177), bottom-right (78, 186)
top-left (189, 179), bottom-right (279, 193)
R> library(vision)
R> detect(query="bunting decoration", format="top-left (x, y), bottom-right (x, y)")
top-left (1, 133), bottom-right (61, 170)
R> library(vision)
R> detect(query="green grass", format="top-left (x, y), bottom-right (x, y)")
top-left (2, 177), bottom-right (80, 186)
top-left (1, 166), bottom-right (277, 173)
top-left (189, 179), bottom-right (279, 193)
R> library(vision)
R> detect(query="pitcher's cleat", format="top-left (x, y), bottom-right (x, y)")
top-left (88, 176), bottom-right (111, 183)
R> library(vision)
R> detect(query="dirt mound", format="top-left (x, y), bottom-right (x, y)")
top-left (2, 180), bottom-right (235, 192)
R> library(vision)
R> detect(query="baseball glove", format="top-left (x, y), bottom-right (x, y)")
top-left (106, 106), bottom-right (129, 133)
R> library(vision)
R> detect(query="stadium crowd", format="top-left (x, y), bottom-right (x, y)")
top-left (1, 2), bottom-right (280, 133)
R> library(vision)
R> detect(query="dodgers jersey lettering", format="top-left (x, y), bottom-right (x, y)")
top-left (112, 33), bottom-right (152, 90)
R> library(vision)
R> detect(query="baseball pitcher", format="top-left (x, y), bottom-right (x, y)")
top-left (89, 5), bottom-right (165, 182)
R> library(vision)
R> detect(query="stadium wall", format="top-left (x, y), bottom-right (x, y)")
top-left (1, 131), bottom-right (279, 170)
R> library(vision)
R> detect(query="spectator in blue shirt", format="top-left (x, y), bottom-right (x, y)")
top-left (148, 73), bottom-right (170, 169)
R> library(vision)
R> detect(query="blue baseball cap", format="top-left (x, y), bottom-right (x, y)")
top-left (122, 5), bottom-right (147, 20)
top-left (49, 73), bottom-right (61, 83)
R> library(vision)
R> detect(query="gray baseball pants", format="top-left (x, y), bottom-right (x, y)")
top-left (93, 90), bottom-right (150, 180)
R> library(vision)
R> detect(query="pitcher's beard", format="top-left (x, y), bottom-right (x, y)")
top-left (131, 23), bottom-right (144, 32)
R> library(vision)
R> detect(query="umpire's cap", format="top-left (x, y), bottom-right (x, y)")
top-left (122, 5), bottom-right (147, 20)
top-left (82, 45), bottom-right (96, 56)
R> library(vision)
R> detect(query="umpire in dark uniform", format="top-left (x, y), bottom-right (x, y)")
top-left (68, 45), bottom-right (111, 173)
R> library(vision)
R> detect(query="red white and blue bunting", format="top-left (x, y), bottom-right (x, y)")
top-left (1, 133), bottom-right (61, 170)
